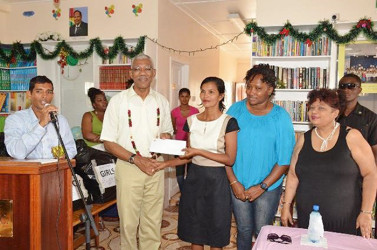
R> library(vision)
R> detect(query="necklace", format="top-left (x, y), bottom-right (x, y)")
top-left (128, 108), bottom-right (160, 156)
top-left (314, 122), bottom-right (339, 152)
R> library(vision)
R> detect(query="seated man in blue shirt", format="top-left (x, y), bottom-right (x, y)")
top-left (4, 75), bottom-right (77, 159)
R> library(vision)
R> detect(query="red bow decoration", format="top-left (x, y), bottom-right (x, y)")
top-left (280, 28), bottom-right (290, 36)
top-left (356, 19), bottom-right (371, 29)
top-left (305, 38), bottom-right (313, 47)
top-left (250, 28), bottom-right (254, 33)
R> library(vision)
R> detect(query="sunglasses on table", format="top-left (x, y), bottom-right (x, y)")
top-left (339, 83), bottom-right (359, 90)
top-left (267, 233), bottom-right (292, 244)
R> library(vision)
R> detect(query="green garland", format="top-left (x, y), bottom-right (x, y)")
top-left (245, 18), bottom-right (376, 45)
top-left (0, 36), bottom-right (145, 63)
top-left (1, 17), bottom-right (376, 62)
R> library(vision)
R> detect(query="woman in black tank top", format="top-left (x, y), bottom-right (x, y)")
top-left (281, 89), bottom-right (377, 238)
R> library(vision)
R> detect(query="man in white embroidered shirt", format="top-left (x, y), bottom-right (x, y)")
top-left (4, 75), bottom-right (77, 159)
top-left (101, 54), bottom-right (173, 250)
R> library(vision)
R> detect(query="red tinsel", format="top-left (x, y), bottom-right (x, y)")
top-left (280, 28), bottom-right (290, 36)
top-left (305, 38), bottom-right (313, 47)
top-left (356, 19), bottom-right (371, 29)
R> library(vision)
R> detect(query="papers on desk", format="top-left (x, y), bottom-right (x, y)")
top-left (15, 159), bottom-right (58, 164)
top-left (301, 234), bottom-right (328, 248)
top-left (149, 139), bottom-right (186, 156)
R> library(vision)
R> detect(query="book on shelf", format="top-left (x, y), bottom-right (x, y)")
top-left (0, 92), bottom-right (7, 111)
top-left (10, 92), bottom-right (31, 112)
top-left (102, 46), bottom-right (132, 65)
top-left (0, 93), bottom-right (9, 113)
top-left (252, 35), bottom-right (331, 57)
top-left (273, 100), bottom-right (308, 123)
top-left (99, 65), bottom-right (131, 90)
top-left (270, 65), bottom-right (328, 89)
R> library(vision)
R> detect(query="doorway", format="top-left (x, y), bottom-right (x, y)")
top-left (170, 59), bottom-right (189, 109)
top-left (164, 59), bottom-right (189, 207)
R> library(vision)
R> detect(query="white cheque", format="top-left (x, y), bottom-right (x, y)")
top-left (149, 139), bottom-right (186, 156)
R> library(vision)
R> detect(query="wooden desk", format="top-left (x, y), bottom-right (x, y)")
top-left (0, 159), bottom-right (73, 250)
top-left (73, 199), bottom-right (117, 249)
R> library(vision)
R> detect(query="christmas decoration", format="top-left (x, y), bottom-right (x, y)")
top-left (245, 18), bottom-right (377, 45)
top-left (52, 8), bottom-right (61, 20)
top-left (0, 36), bottom-right (145, 63)
top-left (280, 28), bottom-right (290, 36)
top-left (305, 38), bottom-right (313, 47)
top-left (57, 48), bottom-right (68, 74)
top-left (23, 11), bottom-right (35, 17)
top-left (132, 4), bottom-right (143, 16)
top-left (35, 31), bottom-right (63, 42)
top-left (105, 5), bottom-right (115, 17)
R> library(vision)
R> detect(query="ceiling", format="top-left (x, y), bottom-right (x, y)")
top-left (0, 0), bottom-right (255, 59)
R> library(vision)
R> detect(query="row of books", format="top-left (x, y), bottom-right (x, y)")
top-left (0, 67), bottom-right (36, 90)
top-left (0, 92), bottom-right (31, 113)
top-left (270, 65), bottom-right (329, 89)
top-left (102, 47), bottom-right (133, 65)
top-left (99, 66), bottom-right (131, 90)
top-left (252, 35), bottom-right (331, 57)
top-left (273, 100), bottom-right (308, 122)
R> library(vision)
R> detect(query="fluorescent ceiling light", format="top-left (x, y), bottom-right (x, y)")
top-left (228, 12), bottom-right (246, 32)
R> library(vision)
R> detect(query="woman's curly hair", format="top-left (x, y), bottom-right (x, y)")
top-left (244, 64), bottom-right (276, 96)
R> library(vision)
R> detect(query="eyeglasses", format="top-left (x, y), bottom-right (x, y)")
top-left (131, 66), bottom-right (153, 73)
top-left (267, 233), bottom-right (292, 244)
top-left (339, 83), bottom-right (359, 90)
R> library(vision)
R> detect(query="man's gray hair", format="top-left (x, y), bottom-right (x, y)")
top-left (131, 53), bottom-right (154, 69)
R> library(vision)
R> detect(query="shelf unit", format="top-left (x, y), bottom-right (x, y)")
top-left (93, 44), bottom-right (135, 93)
top-left (0, 50), bottom-right (37, 115)
top-left (251, 33), bottom-right (338, 132)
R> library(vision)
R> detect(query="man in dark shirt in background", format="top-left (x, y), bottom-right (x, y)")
top-left (337, 73), bottom-right (377, 164)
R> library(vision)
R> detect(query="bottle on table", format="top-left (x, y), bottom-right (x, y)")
top-left (308, 204), bottom-right (324, 243)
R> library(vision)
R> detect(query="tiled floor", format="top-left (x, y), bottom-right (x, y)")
top-left (76, 192), bottom-right (238, 249)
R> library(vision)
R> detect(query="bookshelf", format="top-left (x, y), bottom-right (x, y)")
top-left (0, 47), bottom-right (37, 115)
top-left (251, 33), bottom-right (338, 132)
top-left (94, 45), bottom-right (134, 93)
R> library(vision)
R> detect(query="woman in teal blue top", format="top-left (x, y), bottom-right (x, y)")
top-left (226, 64), bottom-right (295, 250)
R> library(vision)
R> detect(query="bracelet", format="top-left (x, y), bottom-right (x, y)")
top-left (360, 209), bottom-right (373, 215)
top-left (229, 180), bottom-right (238, 186)
top-left (282, 201), bottom-right (291, 205)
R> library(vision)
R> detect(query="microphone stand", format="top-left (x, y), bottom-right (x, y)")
top-left (50, 113), bottom-right (98, 250)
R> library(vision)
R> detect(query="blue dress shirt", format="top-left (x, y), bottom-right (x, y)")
top-left (4, 107), bottom-right (77, 159)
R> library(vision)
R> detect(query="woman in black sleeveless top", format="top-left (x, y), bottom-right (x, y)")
top-left (281, 89), bottom-right (377, 238)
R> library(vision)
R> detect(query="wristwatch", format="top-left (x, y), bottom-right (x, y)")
top-left (260, 182), bottom-right (268, 191)
top-left (128, 154), bottom-right (136, 164)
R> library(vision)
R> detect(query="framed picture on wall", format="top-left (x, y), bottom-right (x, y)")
top-left (338, 41), bottom-right (377, 93)
top-left (69, 7), bottom-right (88, 37)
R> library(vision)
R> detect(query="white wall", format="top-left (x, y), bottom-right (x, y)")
top-left (1, 0), bottom-right (158, 43)
top-left (256, 0), bottom-right (377, 26)
top-left (157, 0), bottom-right (221, 110)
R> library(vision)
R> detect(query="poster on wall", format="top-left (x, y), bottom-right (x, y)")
top-left (343, 43), bottom-right (377, 93)
top-left (69, 7), bottom-right (88, 37)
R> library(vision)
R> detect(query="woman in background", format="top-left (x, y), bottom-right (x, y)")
top-left (81, 87), bottom-right (119, 221)
top-left (171, 88), bottom-right (199, 192)
top-left (156, 77), bottom-right (239, 249)
top-left (81, 87), bottom-right (108, 147)
top-left (281, 88), bottom-right (377, 238)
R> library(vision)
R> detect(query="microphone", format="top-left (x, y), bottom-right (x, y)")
top-left (44, 103), bottom-right (58, 122)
